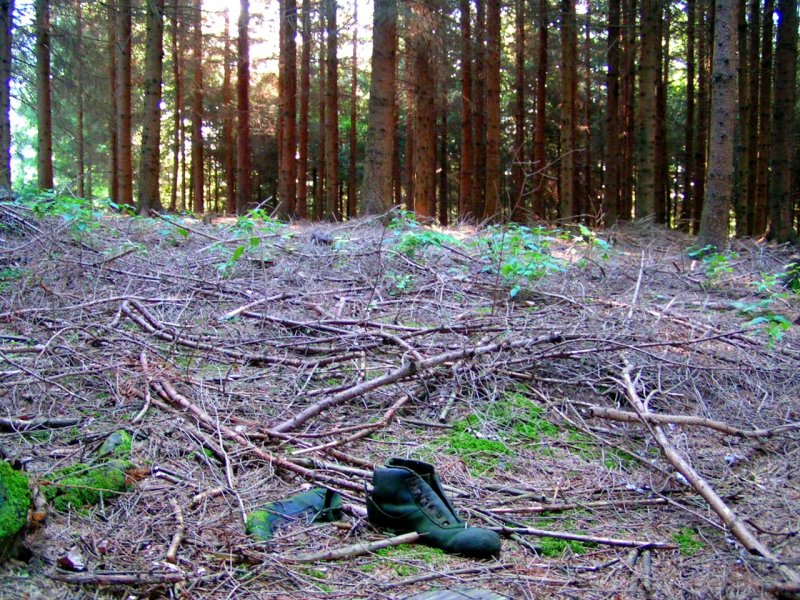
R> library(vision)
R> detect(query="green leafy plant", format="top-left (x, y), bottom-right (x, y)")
top-left (216, 236), bottom-right (262, 277)
top-left (576, 224), bottom-right (611, 258)
top-left (480, 224), bottom-right (564, 298)
top-left (0, 267), bottom-right (25, 292)
top-left (386, 271), bottom-right (415, 295)
top-left (394, 229), bottom-right (462, 258)
top-left (20, 188), bottom-right (115, 235)
top-left (688, 244), bottom-right (738, 281)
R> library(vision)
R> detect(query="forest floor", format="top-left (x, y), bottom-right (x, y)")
top-left (0, 201), bottom-right (799, 599)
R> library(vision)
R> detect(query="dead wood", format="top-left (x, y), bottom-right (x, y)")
top-left (588, 405), bottom-right (800, 438)
top-left (496, 526), bottom-right (676, 550)
top-left (285, 531), bottom-right (423, 562)
top-left (621, 364), bottom-right (800, 585)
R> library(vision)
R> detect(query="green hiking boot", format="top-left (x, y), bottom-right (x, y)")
top-left (367, 458), bottom-right (501, 559)
top-left (246, 487), bottom-right (342, 541)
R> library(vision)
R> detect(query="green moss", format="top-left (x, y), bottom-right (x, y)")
top-left (672, 527), bottom-right (705, 556)
top-left (98, 431), bottom-right (132, 457)
top-left (375, 543), bottom-right (446, 576)
top-left (0, 461), bottom-right (31, 540)
top-left (539, 536), bottom-right (589, 557)
top-left (43, 459), bottom-right (132, 512)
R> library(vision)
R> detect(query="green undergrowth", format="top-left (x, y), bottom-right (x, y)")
top-left (672, 527), bottom-right (705, 556)
top-left (433, 387), bottom-right (633, 475)
top-left (371, 544), bottom-right (447, 577)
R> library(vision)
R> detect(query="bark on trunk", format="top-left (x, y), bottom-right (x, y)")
top-left (458, 0), bottom-right (473, 219)
top-left (681, 0), bottom-right (695, 230)
top-left (733, 0), bottom-right (749, 236)
top-left (693, 0), bottom-right (709, 233)
top-left (347, 1), bottom-right (358, 219)
top-left (484, 0), bottom-right (501, 219)
top-left (108, 5), bottom-right (119, 204)
top-left (0, 0), bottom-right (13, 191)
top-left (222, 10), bottom-right (235, 214)
top-left (605, 0), bottom-right (620, 224)
top-left (766, 0), bottom-right (798, 242)
top-left (297, 0), bottom-right (311, 218)
top-left (559, 0), bottom-right (577, 221)
top-left (533, 0), bottom-right (547, 218)
top-left (511, 0), bottom-right (524, 222)
top-left (36, 0), bottom-right (53, 190)
top-left (191, 0), bottom-right (204, 213)
top-left (136, 0), bottom-right (165, 215)
top-left (754, 0), bottom-right (773, 236)
top-left (169, 6), bottom-right (182, 211)
top-left (635, 0), bottom-right (658, 220)
top-left (362, 0), bottom-right (397, 215)
top-left (471, 0), bottom-right (486, 218)
top-left (698, 0), bottom-right (737, 249)
top-left (278, 0), bottom-right (298, 219)
top-left (745, 0), bottom-right (760, 234)
top-left (236, 0), bottom-right (252, 213)
top-left (324, 0), bottom-right (339, 220)
top-left (412, 0), bottom-right (436, 219)
top-left (76, 1), bottom-right (85, 197)
top-left (116, 0), bottom-right (133, 205)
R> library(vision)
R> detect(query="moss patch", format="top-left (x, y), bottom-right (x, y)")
top-left (672, 527), bottom-right (705, 556)
top-left (0, 461), bottom-right (31, 541)
top-left (98, 430), bottom-right (133, 457)
top-left (43, 459), bottom-right (132, 512)
top-left (374, 543), bottom-right (446, 576)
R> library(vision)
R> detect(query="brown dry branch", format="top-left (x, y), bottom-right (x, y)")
top-left (588, 405), bottom-right (800, 438)
top-left (496, 526), bottom-right (676, 550)
top-left (49, 571), bottom-right (186, 585)
top-left (165, 497), bottom-right (185, 563)
top-left (285, 531), bottom-right (423, 562)
top-left (620, 363), bottom-right (800, 585)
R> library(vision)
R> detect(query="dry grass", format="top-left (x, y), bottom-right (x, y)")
top-left (0, 204), bottom-right (798, 599)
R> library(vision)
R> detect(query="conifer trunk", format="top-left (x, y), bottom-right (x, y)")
top-left (236, 0), bottom-right (252, 213)
top-left (36, 0), bottom-right (53, 190)
top-left (0, 0), bottom-right (11, 191)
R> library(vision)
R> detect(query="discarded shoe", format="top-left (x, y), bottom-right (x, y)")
top-left (246, 487), bottom-right (342, 541)
top-left (367, 458), bottom-right (501, 558)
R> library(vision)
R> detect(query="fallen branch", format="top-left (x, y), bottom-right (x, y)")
top-left (285, 532), bottom-right (422, 562)
top-left (274, 332), bottom-right (566, 433)
top-left (165, 497), bottom-right (184, 564)
top-left (621, 363), bottom-right (800, 585)
top-left (495, 526), bottom-right (676, 550)
top-left (0, 415), bottom-right (81, 432)
top-left (588, 405), bottom-right (800, 438)
top-left (380, 563), bottom-right (517, 589)
top-left (488, 497), bottom-right (668, 514)
top-left (50, 570), bottom-right (185, 585)
top-left (148, 373), bottom-right (362, 493)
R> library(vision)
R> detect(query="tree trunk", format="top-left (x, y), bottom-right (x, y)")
top-left (698, 0), bottom-right (737, 249)
top-left (362, 0), bottom-right (397, 215)
top-left (116, 0), bottom-right (133, 205)
top-left (191, 0), bottom-right (204, 213)
top-left (315, 27), bottom-right (326, 220)
top-left (484, 0), bottom-right (501, 219)
top-left (635, 0), bottom-right (658, 220)
top-left (733, 0), bottom-right (749, 236)
top-left (745, 0), bottom-right (760, 234)
top-left (297, 0), bottom-right (311, 218)
top-left (533, 0), bottom-right (547, 218)
top-left (510, 0), bottom-right (524, 221)
top-left (36, 0), bottom-right (53, 190)
top-left (458, 0), bottom-right (473, 219)
top-left (559, 0), bottom-right (577, 220)
top-left (619, 0), bottom-right (636, 220)
top-left (681, 0), bottom-right (695, 230)
top-left (324, 0), bottom-right (339, 220)
top-left (278, 0), bottom-right (298, 219)
top-left (347, 0), bottom-right (358, 219)
top-left (136, 0), bottom-right (165, 215)
top-left (76, 0), bottom-right (85, 197)
top-left (107, 5), bottom-right (119, 205)
top-left (753, 0), bottom-right (773, 236)
top-left (693, 0), bottom-right (709, 233)
top-left (766, 0), bottom-right (797, 242)
top-left (655, 7), bottom-right (668, 223)
top-left (0, 0), bottom-right (12, 191)
top-left (438, 106), bottom-right (448, 225)
top-left (169, 6), bottom-right (182, 211)
top-left (604, 0), bottom-right (621, 224)
top-left (471, 0), bottom-right (486, 218)
top-left (222, 10), bottom-right (235, 214)
top-left (412, 0), bottom-right (436, 219)
top-left (236, 0), bottom-right (252, 213)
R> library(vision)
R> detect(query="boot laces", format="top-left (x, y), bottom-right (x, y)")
top-left (410, 480), bottom-right (451, 526)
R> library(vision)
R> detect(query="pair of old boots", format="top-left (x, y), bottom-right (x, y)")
top-left (368, 458), bottom-right (501, 559)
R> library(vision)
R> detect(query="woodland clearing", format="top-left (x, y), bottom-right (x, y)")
top-left (0, 202), bottom-right (799, 599)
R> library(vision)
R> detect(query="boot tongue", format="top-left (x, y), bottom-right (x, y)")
top-left (386, 457), bottom-right (435, 477)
